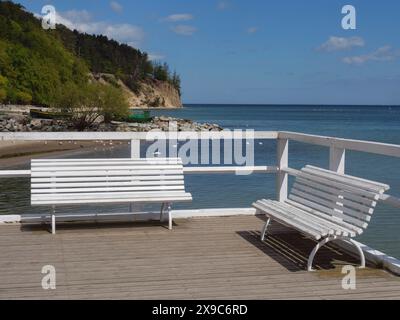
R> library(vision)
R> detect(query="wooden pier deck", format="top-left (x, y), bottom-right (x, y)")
top-left (0, 214), bottom-right (399, 300)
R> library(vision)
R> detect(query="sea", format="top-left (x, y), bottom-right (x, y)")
top-left (1, 104), bottom-right (400, 258)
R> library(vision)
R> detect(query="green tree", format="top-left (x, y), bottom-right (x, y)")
top-left (0, 74), bottom-right (7, 102)
top-left (152, 62), bottom-right (169, 81)
top-left (53, 82), bottom-right (129, 130)
top-left (53, 83), bottom-right (100, 131)
top-left (98, 84), bottom-right (130, 123)
top-left (171, 71), bottom-right (181, 97)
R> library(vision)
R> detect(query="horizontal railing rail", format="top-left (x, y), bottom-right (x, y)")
top-left (279, 131), bottom-right (400, 158)
top-left (0, 131), bottom-right (399, 208)
top-left (0, 131), bottom-right (278, 141)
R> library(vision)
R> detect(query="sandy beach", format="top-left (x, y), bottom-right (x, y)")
top-left (0, 140), bottom-right (120, 168)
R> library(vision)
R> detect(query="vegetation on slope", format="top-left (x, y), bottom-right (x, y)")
top-left (0, 0), bottom-right (181, 108)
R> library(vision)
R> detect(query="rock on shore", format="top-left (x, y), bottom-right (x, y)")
top-left (0, 113), bottom-right (223, 132)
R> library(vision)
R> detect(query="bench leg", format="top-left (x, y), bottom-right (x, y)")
top-left (51, 214), bottom-right (56, 235)
top-left (344, 238), bottom-right (366, 269)
top-left (167, 203), bottom-right (172, 230)
top-left (51, 206), bottom-right (56, 235)
top-left (159, 203), bottom-right (166, 222)
top-left (307, 236), bottom-right (366, 272)
top-left (260, 218), bottom-right (271, 241)
top-left (308, 237), bottom-right (333, 271)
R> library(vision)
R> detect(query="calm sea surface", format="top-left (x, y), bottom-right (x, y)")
top-left (2, 104), bottom-right (400, 258)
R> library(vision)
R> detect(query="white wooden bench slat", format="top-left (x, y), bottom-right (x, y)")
top-left (284, 199), bottom-right (363, 235)
top-left (293, 182), bottom-right (374, 213)
top-left (253, 165), bottom-right (389, 271)
top-left (32, 190), bottom-right (191, 200)
top-left (31, 169), bottom-right (184, 177)
top-left (32, 158), bottom-right (180, 163)
top-left (31, 161), bottom-right (183, 167)
top-left (286, 196), bottom-right (368, 235)
top-left (290, 188), bottom-right (372, 222)
top-left (270, 200), bottom-right (356, 237)
top-left (32, 195), bottom-right (192, 206)
top-left (31, 158), bottom-right (192, 233)
top-left (253, 201), bottom-right (323, 240)
top-left (296, 176), bottom-right (377, 207)
top-left (31, 175), bottom-right (185, 183)
top-left (305, 165), bottom-right (390, 191)
top-left (296, 171), bottom-right (380, 200)
top-left (31, 180), bottom-right (185, 188)
top-left (32, 165), bottom-right (184, 172)
top-left (288, 194), bottom-right (369, 229)
top-left (32, 185), bottom-right (185, 194)
top-left (258, 200), bottom-right (341, 236)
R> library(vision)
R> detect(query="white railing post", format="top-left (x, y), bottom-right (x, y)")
top-left (131, 139), bottom-right (140, 158)
top-left (329, 146), bottom-right (346, 174)
top-left (276, 138), bottom-right (289, 202)
top-left (130, 139), bottom-right (141, 213)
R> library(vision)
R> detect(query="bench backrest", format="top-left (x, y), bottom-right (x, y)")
top-left (31, 158), bottom-right (187, 205)
top-left (288, 165), bottom-right (390, 231)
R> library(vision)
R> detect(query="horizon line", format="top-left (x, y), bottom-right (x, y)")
top-left (182, 103), bottom-right (400, 107)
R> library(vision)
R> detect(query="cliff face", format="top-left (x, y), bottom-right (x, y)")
top-left (94, 74), bottom-right (182, 109)
top-left (124, 79), bottom-right (183, 109)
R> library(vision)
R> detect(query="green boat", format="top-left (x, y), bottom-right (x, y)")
top-left (30, 109), bottom-right (71, 120)
top-left (126, 110), bottom-right (153, 123)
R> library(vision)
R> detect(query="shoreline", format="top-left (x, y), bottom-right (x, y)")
top-left (0, 141), bottom-right (124, 168)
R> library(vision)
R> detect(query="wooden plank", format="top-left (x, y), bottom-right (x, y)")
top-left (31, 164), bottom-right (184, 171)
top-left (253, 200), bottom-right (323, 239)
top-left (31, 175), bottom-right (185, 183)
top-left (295, 176), bottom-right (377, 207)
top-left (271, 201), bottom-right (356, 237)
top-left (1, 215), bottom-right (398, 300)
top-left (31, 169), bottom-right (184, 177)
top-left (32, 195), bottom-right (193, 205)
top-left (296, 171), bottom-right (380, 200)
top-left (288, 195), bottom-right (369, 229)
top-left (32, 185), bottom-right (185, 194)
top-left (32, 180), bottom-right (185, 188)
top-left (0, 170), bottom-right (31, 177)
top-left (293, 182), bottom-right (374, 214)
top-left (304, 166), bottom-right (390, 192)
top-left (290, 188), bottom-right (372, 222)
top-left (284, 199), bottom-right (363, 235)
top-left (260, 200), bottom-right (340, 236)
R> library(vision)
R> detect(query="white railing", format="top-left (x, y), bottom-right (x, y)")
top-left (1, 131), bottom-right (400, 207)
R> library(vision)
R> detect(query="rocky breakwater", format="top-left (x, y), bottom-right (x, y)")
top-left (0, 114), bottom-right (223, 132)
top-left (113, 116), bottom-right (223, 132)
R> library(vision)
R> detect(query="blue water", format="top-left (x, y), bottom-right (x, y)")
top-left (1, 104), bottom-right (400, 258)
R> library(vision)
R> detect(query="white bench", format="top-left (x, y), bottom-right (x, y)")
top-left (253, 165), bottom-right (390, 271)
top-left (31, 158), bottom-right (192, 234)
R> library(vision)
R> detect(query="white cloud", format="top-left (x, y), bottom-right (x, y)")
top-left (110, 1), bottom-right (123, 13)
top-left (163, 13), bottom-right (193, 22)
top-left (247, 27), bottom-right (258, 34)
top-left (318, 36), bottom-right (365, 52)
top-left (171, 25), bottom-right (197, 36)
top-left (61, 9), bottom-right (92, 23)
top-left (342, 46), bottom-right (400, 65)
top-left (148, 53), bottom-right (166, 61)
top-left (217, 1), bottom-right (230, 10)
top-left (55, 10), bottom-right (144, 47)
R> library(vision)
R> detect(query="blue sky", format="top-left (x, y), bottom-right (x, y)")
top-left (17, 0), bottom-right (400, 105)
